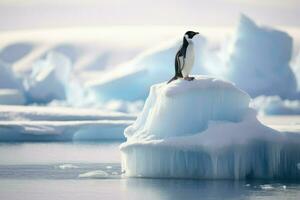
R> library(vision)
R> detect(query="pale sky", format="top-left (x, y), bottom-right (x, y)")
top-left (0, 0), bottom-right (299, 30)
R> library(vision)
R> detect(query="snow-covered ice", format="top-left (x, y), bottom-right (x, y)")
top-left (0, 105), bottom-right (136, 121)
top-left (78, 170), bottom-right (109, 179)
top-left (0, 61), bottom-right (23, 90)
top-left (225, 15), bottom-right (297, 98)
top-left (24, 52), bottom-right (71, 103)
top-left (0, 89), bottom-right (25, 105)
top-left (0, 42), bottom-right (34, 64)
top-left (57, 164), bottom-right (79, 169)
top-left (0, 105), bottom-right (135, 141)
top-left (120, 76), bottom-right (300, 179)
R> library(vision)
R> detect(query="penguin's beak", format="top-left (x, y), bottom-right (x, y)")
top-left (193, 32), bottom-right (199, 38)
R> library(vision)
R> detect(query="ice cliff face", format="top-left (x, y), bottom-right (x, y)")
top-left (120, 76), bottom-right (300, 179)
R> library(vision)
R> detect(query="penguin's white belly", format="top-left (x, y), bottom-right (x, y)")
top-left (181, 44), bottom-right (194, 77)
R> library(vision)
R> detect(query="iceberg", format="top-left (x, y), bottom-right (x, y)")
top-left (0, 42), bottom-right (34, 64)
top-left (91, 15), bottom-right (297, 102)
top-left (120, 76), bottom-right (300, 179)
top-left (0, 61), bottom-right (23, 90)
top-left (292, 52), bottom-right (300, 89)
top-left (24, 52), bottom-right (71, 103)
top-left (226, 15), bottom-right (297, 98)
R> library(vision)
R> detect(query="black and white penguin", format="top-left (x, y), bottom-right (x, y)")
top-left (168, 31), bottom-right (199, 84)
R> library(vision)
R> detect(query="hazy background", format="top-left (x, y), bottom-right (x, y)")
top-left (0, 0), bottom-right (300, 30)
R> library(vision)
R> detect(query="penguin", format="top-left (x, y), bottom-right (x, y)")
top-left (168, 31), bottom-right (199, 84)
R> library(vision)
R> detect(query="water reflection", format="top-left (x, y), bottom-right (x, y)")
top-left (122, 178), bottom-right (299, 200)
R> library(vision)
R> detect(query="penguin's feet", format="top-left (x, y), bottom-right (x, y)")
top-left (184, 76), bottom-right (195, 81)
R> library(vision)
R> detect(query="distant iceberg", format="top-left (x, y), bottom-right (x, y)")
top-left (0, 105), bottom-right (135, 141)
top-left (120, 76), bottom-right (300, 179)
top-left (24, 52), bottom-right (71, 103)
top-left (0, 61), bottom-right (23, 90)
top-left (226, 15), bottom-right (297, 99)
top-left (292, 52), bottom-right (300, 89)
top-left (252, 96), bottom-right (300, 115)
top-left (89, 15), bottom-right (298, 103)
top-left (0, 61), bottom-right (25, 105)
top-left (0, 42), bottom-right (34, 64)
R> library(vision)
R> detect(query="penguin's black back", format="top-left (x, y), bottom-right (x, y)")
top-left (174, 37), bottom-right (189, 77)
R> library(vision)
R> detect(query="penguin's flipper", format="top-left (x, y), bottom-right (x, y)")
top-left (167, 76), bottom-right (178, 84)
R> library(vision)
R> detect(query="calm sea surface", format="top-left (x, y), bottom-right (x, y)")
top-left (0, 142), bottom-right (299, 200)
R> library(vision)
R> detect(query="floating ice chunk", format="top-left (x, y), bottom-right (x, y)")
top-left (24, 52), bottom-right (71, 103)
top-left (120, 76), bottom-right (300, 179)
top-left (226, 14), bottom-right (297, 98)
top-left (57, 164), bottom-right (79, 169)
top-left (282, 185), bottom-right (287, 190)
top-left (78, 170), bottom-right (109, 179)
top-left (0, 89), bottom-right (25, 105)
top-left (260, 184), bottom-right (274, 190)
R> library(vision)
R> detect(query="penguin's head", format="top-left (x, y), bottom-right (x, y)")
top-left (184, 31), bottom-right (199, 42)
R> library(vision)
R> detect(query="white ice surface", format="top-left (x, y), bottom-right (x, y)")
top-left (78, 170), bottom-right (109, 179)
top-left (0, 61), bottom-right (23, 90)
top-left (0, 105), bottom-right (136, 141)
top-left (24, 52), bottom-right (71, 103)
top-left (121, 76), bottom-right (300, 179)
top-left (0, 42), bottom-right (34, 64)
top-left (225, 15), bottom-right (297, 98)
top-left (0, 105), bottom-right (136, 121)
top-left (0, 89), bottom-right (25, 105)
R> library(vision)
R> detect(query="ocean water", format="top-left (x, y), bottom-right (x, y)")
top-left (0, 142), bottom-right (299, 200)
